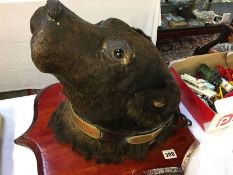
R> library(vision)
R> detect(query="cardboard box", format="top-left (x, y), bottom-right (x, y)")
top-left (169, 52), bottom-right (233, 130)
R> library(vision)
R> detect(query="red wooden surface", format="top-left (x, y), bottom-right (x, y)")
top-left (15, 83), bottom-right (196, 175)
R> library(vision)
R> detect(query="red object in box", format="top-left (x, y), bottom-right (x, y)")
top-left (216, 65), bottom-right (233, 81)
top-left (226, 68), bottom-right (233, 81)
top-left (169, 67), bottom-right (215, 130)
top-left (216, 65), bottom-right (226, 77)
top-left (224, 91), bottom-right (233, 98)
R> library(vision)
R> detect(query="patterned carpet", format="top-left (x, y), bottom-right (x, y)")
top-left (157, 34), bottom-right (219, 62)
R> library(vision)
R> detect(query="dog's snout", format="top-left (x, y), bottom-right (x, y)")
top-left (30, 10), bottom-right (42, 35)
top-left (30, 21), bottom-right (35, 34)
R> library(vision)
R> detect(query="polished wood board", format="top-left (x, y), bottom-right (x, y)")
top-left (15, 84), bottom-right (197, 175)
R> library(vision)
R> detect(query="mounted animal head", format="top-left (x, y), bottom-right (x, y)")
top-left (31, 0), bottom-right (180, 137)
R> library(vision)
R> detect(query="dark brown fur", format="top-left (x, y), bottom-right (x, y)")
top-left (31, 0), bottom-right (181, 163)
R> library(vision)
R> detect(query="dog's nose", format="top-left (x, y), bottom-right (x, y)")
top-left (30, 0), bottom-right (62, 35)
top-left (47, 0), bottom-right (62, 20)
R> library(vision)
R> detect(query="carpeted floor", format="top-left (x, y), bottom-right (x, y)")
top-left (157, 34), bottom-right (219, 63)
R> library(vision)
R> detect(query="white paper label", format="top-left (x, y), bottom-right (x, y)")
top-left (162, 149), bottom-right (177, 159)
top-left (207, 113), bottom-right (233, 132)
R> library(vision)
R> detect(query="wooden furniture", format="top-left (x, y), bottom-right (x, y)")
top-left (158, 24), bottom-right (226, 40)
top-left (158, 1), bottom-right (233, 43)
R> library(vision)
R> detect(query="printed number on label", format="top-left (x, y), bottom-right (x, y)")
top-left (162, 149), bottom-right (177, 159)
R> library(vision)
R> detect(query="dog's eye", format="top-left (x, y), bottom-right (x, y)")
top-left (113, 48), bottom-right (125, 59)
top-left (102, 40), bottom-right (134, 64)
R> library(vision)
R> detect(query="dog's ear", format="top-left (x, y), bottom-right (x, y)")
top-left (133, 28), bottom-right (161, 57)
top-left (133, 28), bottom-right (152, 41)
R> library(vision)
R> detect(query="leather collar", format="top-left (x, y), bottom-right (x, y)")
top-left (69, 102), bottom-right (173, 144)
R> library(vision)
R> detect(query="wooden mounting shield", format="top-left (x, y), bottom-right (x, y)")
top-left (15, 84), bottom-right (198, 175)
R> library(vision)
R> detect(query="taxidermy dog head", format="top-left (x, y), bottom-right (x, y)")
top-left (30, 0), bottom-right (181, 163)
